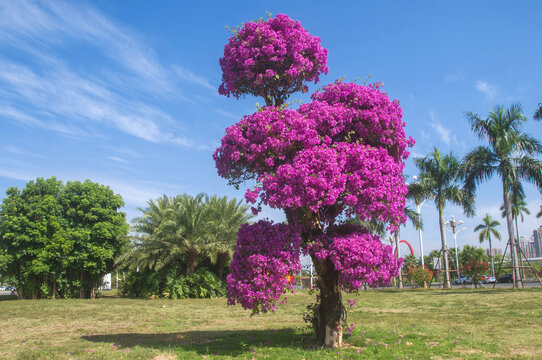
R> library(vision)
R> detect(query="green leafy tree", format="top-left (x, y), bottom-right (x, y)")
top-left (0, 177), bottom-right (128, 299)
top-left (461, 103), bottom-right (542, 287)
top-left (474, 214), bottom-right (501, 277)
top-left (414, 147), bottom-right (475, 288)
top-left (459, 245), bottom-right (489, 269)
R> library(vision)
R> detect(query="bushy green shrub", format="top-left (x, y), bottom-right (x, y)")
top-left (166, 269), bottom-right (225, 299)
top-left (119, 267), bottom-right (225, 299)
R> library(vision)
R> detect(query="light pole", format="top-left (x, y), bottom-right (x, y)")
top-left (446, 215), bottom-right (464, 282)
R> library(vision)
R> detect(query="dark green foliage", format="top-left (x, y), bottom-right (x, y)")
top-left (166, 269), bottom-right (225, 299)
top-left (119, 267), bottom-right (225, 299)
top-left (0, 177), bottom-right (129, 299)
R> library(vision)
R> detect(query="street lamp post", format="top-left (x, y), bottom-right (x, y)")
top-left (446, 216), bottom-right (464, 282)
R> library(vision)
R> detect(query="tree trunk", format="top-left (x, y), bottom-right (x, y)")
top-left (312, 257), bottom-right (344, 348)
top-left (514, 216), bottom-right (525, 281)
top-left (79, 272), bottom-right (84, 299)
top-left (438, 202), bottom-right (451, 288)
top-left (186, 255), bottom-right (197, 276)
top-left (217, 253), bottom-right (228, 280)
top-left (51, 282), bottom-right (57, 300)
top-left (502, 186), bottom-right (521, 288)
top-left (488, 234), bottom-right (495, 278)
top-left (90, 282), bottom-right (95, 299)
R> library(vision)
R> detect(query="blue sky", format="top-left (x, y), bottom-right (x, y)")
top-left (1, 0), bottom-right (541, 257)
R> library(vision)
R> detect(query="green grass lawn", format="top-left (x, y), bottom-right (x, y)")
top-left (0, 288), bottom-right (540, 359)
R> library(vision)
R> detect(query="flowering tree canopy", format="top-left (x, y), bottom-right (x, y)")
top-left (219, 14), bottom-right (328, 105)
top-left (215, 13), bottom-right (413, 347)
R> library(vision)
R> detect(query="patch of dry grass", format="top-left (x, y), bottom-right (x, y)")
top-left (0, 287), bottom-right (540, 359)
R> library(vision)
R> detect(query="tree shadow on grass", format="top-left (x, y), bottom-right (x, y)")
top-left (84, 328), bottom-right (316, 357)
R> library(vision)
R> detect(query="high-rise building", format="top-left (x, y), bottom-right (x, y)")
top-left (533, 226), bottom-right (542, 258)
top-left (486, 248), bottom-right (502, 257)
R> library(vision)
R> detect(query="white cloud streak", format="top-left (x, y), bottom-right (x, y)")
top-left (428, 110), bottom-right (453, 146)
top-left (475, 80), bottom-right (497, 101)
top-left (0, 0), bottom-right (210, 148)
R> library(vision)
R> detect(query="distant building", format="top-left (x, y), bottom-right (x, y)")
top-left (486, 248), bottom-right (502, 257)
top-left (533, 226), bottom-right (542, 258)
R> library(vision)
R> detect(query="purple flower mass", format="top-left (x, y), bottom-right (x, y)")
top-left (219, 14), bottom-right (328, 103)
top-left (215, 14), bottom-right (412, 315)
top-left (226, 220), bottom-right (302, 313)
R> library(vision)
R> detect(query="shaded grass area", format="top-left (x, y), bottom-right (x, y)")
top-left (0, 288), bottom-right (540, 359)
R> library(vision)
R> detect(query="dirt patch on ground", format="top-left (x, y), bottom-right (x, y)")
top-left (152, 354), bottom-right (177, 360)
top-left (510, 346), bottom-right (542, 357)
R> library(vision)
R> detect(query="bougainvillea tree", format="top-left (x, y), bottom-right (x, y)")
top-left (214, 14), bottom-right (413, 347)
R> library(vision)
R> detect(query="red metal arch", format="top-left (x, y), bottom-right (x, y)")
top-left (394, 240), bottom-right (415, 257)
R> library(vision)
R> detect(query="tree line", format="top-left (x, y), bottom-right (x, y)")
top-left (408, 103), bottom-right (542, 288)
top-left (0, 178), bottom-right (253, 300)
top-left (0, 177), bottom-right (128, 299)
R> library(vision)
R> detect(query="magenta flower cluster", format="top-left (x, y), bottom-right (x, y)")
top-left (226, 220), bottom-right (302, 314)
top-left (219, 14), bottom-right (328, 100)
top-left (214, 82), bottom-right (412, 230)
top-left (312, 232), bottom-right (401, 291)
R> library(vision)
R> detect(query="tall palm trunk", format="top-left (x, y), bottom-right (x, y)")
top-left (514, 215), bottom-right (525, 279)
top-left (488, 233), bottom-right (495, 278)
top-left (503, 186), bottom-right (521, 288)
top-left (438, 202), bottom-right (451, 288)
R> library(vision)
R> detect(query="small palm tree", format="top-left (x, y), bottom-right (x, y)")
top-left (474, 214), bottom-right (501, 277)
top-left (415, 147), bottom-right (475, 288)
top-left (461, 103), bottom-right (542, 287)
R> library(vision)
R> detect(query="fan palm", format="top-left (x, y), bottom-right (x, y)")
top-left (415, 147), bottom-right (475, 288)
top-left (461, 103), bottom-right (542, 287)
top-left (474, 214), bottom-right (501, 277)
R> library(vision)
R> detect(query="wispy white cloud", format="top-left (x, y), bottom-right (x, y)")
top-left (444, 71), bottom-right (463, 84)
top-left (173, 65), bottom-right (214, 90)
top-left (1, 145), bottom-right (48, 160)
top-left (428, 110), bottom-right (453, 146)
top-left (0, 0), bottom-right (211, 148)
top-left (475, 80), bottom-right (497, 101)
top-left (0, 60), bottom-right (193, 146)
top-left (0, 169), bottom-right (34, 182)
top-left (215, 109), bottom-right (240, 120)
top-left (107, 156), bottom-right (128, 163)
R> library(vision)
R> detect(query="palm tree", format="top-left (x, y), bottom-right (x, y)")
top-left (415, 147), bottom-right (475, 288)
top-left (534, 103), bottom-right (542, 120)
top-left (203, 195), bottom-right (253, 279)
top-left (461, 103), bottom-right (542, 287)
top-left (474, 214), bottom-right (501, 277)
top-left (124, 194), bottom-right (211, 276)
top-left (172, 193), bottom-right (212, 276)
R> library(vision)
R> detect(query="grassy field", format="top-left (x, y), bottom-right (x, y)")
top-left (0, 288), bottom-right (540, 359)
